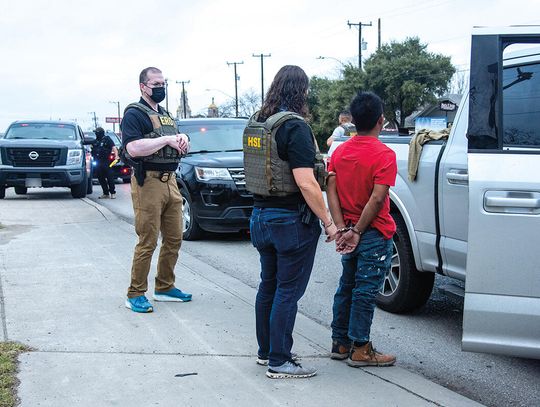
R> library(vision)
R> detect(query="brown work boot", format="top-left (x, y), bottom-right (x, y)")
top-left (347, 342), bottom-right (396, 367)
top-left (330, 340), bottom-right (351, 360)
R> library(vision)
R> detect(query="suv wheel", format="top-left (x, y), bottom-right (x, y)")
top-left (180, 188), bottom-right (203, 240)
top-left (376, 213), bottom-right (434, 313)
top-left (122, 178), bottom-right (131, 184)
top-left (71, 173), bottom-right (88, 199)
top-left (14, 186), bottom-right (27, 195)
top-left (86, 174), bottom-right (93, 195)
top-left (0, 187), bottom-right (5, 199)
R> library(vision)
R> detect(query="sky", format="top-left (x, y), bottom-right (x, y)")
top-left (0, 0), bottom-right (538, 132)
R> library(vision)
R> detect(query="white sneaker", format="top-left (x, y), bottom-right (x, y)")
top-left (266, 361), bottom-right (317, 379)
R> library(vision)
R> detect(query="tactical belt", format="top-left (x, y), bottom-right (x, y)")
top-left (146, 170), bottom-right (176, 182)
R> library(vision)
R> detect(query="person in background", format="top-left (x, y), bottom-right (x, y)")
top-left (92, 127), bottom-right (118, 199)
top-left (326, 110), bottom-right (356, 147)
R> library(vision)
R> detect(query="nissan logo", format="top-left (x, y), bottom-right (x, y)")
top-left (28, 151), bottom-right (39, 160)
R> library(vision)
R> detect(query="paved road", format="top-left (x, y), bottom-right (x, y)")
top-left (27, 184), bottom-right (538, 407)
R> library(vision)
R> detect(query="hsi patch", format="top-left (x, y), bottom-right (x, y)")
top-left (246, 136), bottom-right (262, 148)
top-left (159, 116), bottom-right (176, 127)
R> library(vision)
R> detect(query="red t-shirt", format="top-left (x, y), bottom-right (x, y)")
top-left (328, 136), bottom-right (397, 239)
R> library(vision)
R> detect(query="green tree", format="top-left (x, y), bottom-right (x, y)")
top-left (364, 37), bottom-right (455, 127)
top-left (308, 65), bottom-right (364, 150)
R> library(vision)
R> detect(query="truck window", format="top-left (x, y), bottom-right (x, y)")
top-left (503, 61), bottom-right (540, 147)
top-left (5, 123), bottom-right (77, 140)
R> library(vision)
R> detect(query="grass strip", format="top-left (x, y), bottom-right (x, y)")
top-left (0, 342), bottom-right (30, 407)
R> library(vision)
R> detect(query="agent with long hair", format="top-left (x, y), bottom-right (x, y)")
top-left (244, 65), bottom-right (337, 378)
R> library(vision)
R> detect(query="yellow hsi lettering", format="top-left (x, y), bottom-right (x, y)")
top-left (247, 136), bottom-right (261, 148)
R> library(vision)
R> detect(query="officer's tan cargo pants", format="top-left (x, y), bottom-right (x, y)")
top-left (127, 171), bottom-right (183, 298)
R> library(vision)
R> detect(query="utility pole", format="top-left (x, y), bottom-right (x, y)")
top-left (165, 79), bottom-right (169, 112)
top-left (176, 80), bottom-right (190, 119)
top-left (378, 18), bottom-right (381, 49)
top-left (109, 101), bottom-right (121, 133)
top-left (227, 61), bottom-right (244, 117)
top-left (89, 112), bottom-right (98, 129)
top-left (347, 20), bottom-right (372, 70)
top-left (252, 53), bottom-right (271, 106)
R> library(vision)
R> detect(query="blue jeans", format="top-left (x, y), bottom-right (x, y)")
top-left (250, 207), bottom-right (321, 367)
top-left (331, 229), bottom-right (393, 345)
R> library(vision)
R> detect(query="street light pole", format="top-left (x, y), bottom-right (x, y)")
top-left (252, 53), bottom-right (271, 106)
top-left (347, 20), bottom-right (372, 70)
top-left (227, 61), bottom-right (244, 117)
top-left (176, 80), bottom-right (190, 119)
top-left (317, 55), bottom-right (346, 67)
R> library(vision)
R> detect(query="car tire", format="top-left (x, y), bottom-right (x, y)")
top-left (180, 187), bottom-right (203, 241)
top-left (122, 178), bottom-right (131, 184)
top-left (376, 213), bottom-right (435, 313)
top-left (0, 187), bottom-right (5, 199)
top-left (86, 175), bottom-right (93, 195)
top-left (71, 173), bottom-right (88, 199)
top-left (14, 186), bottom-right (28, 195)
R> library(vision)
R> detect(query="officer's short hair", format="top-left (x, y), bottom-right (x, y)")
top-left (350, 92), bottom-right (383, 132)
top-left (139, 67), bottom-right (162, 84)
top-left (94, 127), bottom-right (105, 135)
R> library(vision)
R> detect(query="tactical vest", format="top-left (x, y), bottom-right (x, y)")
top-left (340, 122), bottom-right (357, 137)
top-left (93, 136), bottom-right (113, 160)
top-left (243, 111), bottom-right (327, 197)
top-left (123, 103), bottom-right (180, 165)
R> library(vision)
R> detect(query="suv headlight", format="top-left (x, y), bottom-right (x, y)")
top-left (67, 149), bottom-right (83, 165)
top-left (195, 167), bottom-right (232, 181)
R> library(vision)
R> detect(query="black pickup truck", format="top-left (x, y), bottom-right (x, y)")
top-left (0, 120), bottom-right (94, 199)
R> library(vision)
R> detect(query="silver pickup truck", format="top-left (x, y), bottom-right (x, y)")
top-left (377, 26), bottom-right (540, 359)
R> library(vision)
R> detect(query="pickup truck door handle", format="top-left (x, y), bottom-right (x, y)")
top-left (484, 191), bottom-right (540, 214)
top-left (446, 170), bottom-right (468, 185)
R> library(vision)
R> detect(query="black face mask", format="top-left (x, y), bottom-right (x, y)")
top-left (149, 87), bottom-right (166, 103)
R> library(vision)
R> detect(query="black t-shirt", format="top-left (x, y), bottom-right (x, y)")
top-left (253, 118), bottom-right (316, 209)
top-left (92, 135), bottom-right (114, 161)
top-left (121, 98), bottom-right (178, 171)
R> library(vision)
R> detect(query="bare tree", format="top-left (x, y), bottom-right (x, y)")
top-left (450, 71), bottom-right (468, 95)
top-left (218, 88), bottom-right (261, 117)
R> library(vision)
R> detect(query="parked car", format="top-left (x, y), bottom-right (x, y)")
top-left (175, 118), bottom-right (252, 240)
top-left (0, 120), bottom-right (94, 199)
top-left (86, 130), bottom-right (131, 183)
top-left (378, 27), bottom-right (540, 359)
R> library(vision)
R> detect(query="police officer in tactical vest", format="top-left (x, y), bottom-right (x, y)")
top-left (121, 66), bottom-right (192, 313)
top-left (243, 65), bottom-right (338, 379)
top-left (92, 127), bottom-right (118, 199)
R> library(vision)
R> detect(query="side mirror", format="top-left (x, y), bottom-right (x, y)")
top-left (83, 132), bottom-right (96, 145)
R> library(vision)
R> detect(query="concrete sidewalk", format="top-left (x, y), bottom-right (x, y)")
top-left (0, 191), bottom-right (481, 407)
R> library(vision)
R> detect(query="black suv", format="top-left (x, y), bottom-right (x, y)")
top-left (175, 118), bottom-right (252, 240)
top-left (0, 121), bottom-right (94, 199)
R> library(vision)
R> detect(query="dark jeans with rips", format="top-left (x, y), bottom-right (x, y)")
top-left (95, 162), bottom-right (116, 195)
top-left (250, 207), bottom-right (321, 368)
top-left (331, 228), bottom-right (393, 345)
